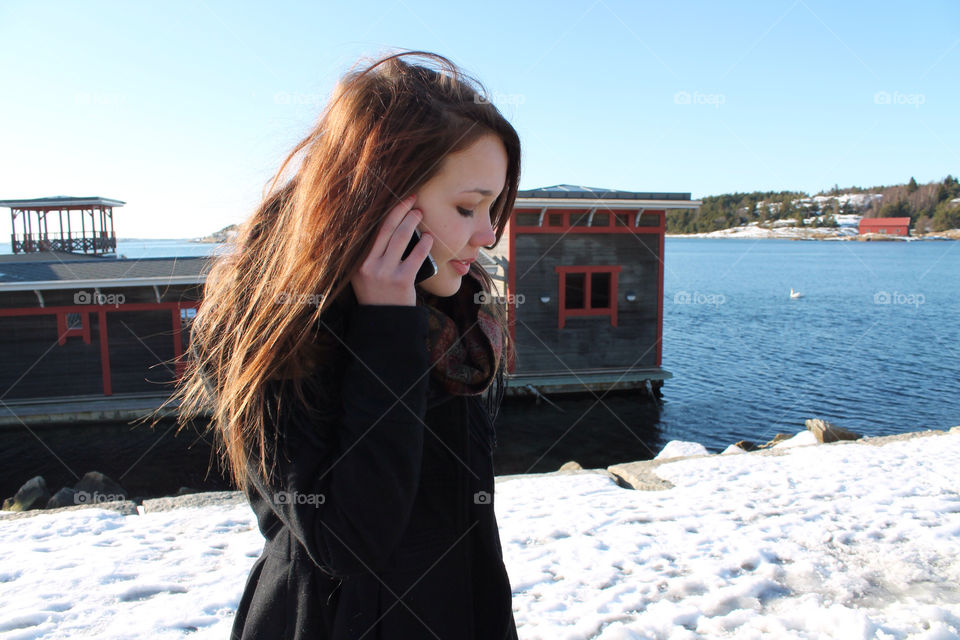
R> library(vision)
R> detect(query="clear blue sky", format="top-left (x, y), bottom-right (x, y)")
top-left (1, 0), bottom-right (957, 238)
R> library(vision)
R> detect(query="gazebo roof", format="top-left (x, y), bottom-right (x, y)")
top-left (0, 196), bottom-right (126, 209)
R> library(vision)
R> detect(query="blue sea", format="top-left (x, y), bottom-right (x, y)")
top-left (660, 238), bottom-right (960, 450)
top-left (2, 237), bottom-right (958, 481)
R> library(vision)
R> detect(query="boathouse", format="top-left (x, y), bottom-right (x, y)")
top-left (0, 252), bottom-right (206, 401)
top-left (858, 217), bottom-right (910, 236)
top-left (488, 185), bottom-right (701, 397)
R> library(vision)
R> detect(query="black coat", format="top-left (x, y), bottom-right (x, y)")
top-left (229, 303), bottom-right (518, 639)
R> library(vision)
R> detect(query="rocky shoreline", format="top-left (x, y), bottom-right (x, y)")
top-left (3, 420), bottom-right (957, 521)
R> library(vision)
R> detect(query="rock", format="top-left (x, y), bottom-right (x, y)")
top-left (758, 433), bottom-right (794, 449)
top-left (46, 487), bottom-right (79, 509)
top-left (177, 486), bottom-right (199, 496)
top-left (2, 475), bottom-right (50, 511)
top-left (654, 441), bottom-right (710, 460)
top-left (73, 471), bottom-right (128, 506)
top-left (558, 461), bottom-right (582, 471)
top-left (773, 431), bottom-right (819, 449)
top-left (140, 491), bottom-right (246, 513)
top-left (722, 444), bottom-right (746, 455)
top-left (733, 440), bottom-right (757, 452)
top-left (607, 461), bottom-right (675, 491)
top-left (950, 426), bottom-right (960, 435)
top-left (805, 418), bottom-right (861, 443)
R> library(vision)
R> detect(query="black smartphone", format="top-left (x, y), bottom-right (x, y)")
top-left (402, 228), bottom-right (438, 283)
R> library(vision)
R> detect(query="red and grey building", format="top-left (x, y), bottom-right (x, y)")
top-left (486, 185), bottom-right (701, 397)
top-left (858, 217), bottom-right (911, 237)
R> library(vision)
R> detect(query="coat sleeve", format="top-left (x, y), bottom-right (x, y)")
top-left (244, 303), bottom-right (432, 577)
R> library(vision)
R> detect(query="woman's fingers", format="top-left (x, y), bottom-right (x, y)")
top-left (369, 194), bottom-right (416, 259)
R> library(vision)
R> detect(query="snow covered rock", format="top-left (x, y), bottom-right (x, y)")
top-left (655, 440), bottom-right (710, 460)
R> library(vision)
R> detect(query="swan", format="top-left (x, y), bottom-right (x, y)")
top-left (790, 288), bottom-right (803, 299)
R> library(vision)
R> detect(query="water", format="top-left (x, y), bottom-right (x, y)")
top-left (500, 238), bottom-right (960, 473)
top-left (2, 238), bottom-right (958, 497)
top-left (0, 239), bottom-right (228, 259)
top-left (658, 238), bottom-right (960, 449)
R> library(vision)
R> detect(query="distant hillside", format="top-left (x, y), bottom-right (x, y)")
top-left (193, 224), bottom-right (239, 244)
top-left (667, 176), bottom-right (960, 234)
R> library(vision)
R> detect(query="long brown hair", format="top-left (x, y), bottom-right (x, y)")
top-left (167, 50), bottom-right (521, 493)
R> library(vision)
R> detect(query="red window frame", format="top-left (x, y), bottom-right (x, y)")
top-left (554, 265), bottom-right (622, 328)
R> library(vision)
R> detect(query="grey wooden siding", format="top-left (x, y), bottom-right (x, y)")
top-left (511, 233), bottom-right (660, 372)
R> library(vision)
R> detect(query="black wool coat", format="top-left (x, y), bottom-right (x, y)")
top-left (229, 303), bottom-right (519, 639)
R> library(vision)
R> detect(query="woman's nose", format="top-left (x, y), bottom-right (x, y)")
top-left (472, 217), bottom-right (496, 247)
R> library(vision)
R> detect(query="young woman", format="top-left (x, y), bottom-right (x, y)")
top-left (173, 50), bottom-right (521, 639)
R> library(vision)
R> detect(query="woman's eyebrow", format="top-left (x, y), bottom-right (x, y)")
top-left (460, 188), bottom-right (495, 196)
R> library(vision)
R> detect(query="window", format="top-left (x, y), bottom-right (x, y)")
top-left (564, 273), bottom-right (585, 309)
top-left (591, 272), bottom-right (611, 308)
top-left (554, 266), bottom-right (622, 328)
top-left (57, 311), bottom-right (90, 345)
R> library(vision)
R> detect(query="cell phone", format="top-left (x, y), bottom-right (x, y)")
top-left (402, 228), bottom-right (438, 283)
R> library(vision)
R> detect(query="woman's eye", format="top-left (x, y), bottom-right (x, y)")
top-left (457, 206), bottom-right (475, 217)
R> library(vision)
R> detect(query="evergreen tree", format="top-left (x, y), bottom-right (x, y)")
top-left (907, 177), bottom-right (919, 193)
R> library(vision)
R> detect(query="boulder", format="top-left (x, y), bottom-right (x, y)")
top-left (46, 487), bottom-right (79, 509)
top-left (758, 433), bottom-right (794, 449)
top-left (558, 461), bottom-right (582, 471)
top-left (654, 440), bottom-right (710, 460)
top-left (2, 475), bottom-right (50, 511)
top-left (805, 418), bottom-right (861, 443)
top-left (73, 471), bottom-right (128, 506)
top-left (733, 440), bottom-right (757, 452)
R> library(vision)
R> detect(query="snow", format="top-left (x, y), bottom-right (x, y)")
top-left (2, 430), bottom-right (960, 639)
top-left (654, 440), bottom-right (710, 460)
top-left (668, 221), bottom-right (862, 240)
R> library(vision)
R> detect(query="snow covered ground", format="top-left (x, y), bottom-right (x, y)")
top-left (2, 429), bottom-right (959, 639)
top-left (667, 221), bottom-right (862, 240)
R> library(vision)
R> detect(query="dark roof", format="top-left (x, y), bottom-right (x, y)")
top-left (0, 255), bottom-right (211, 288)
top-left (0, 250), bottom-right (110, 263)
top-left (0, 196), bottom-right (126, 208)
top-left (517, 185), bottom-right (691, 201)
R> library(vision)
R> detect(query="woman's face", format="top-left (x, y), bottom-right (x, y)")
top-left (412, 134), bottom-right (506, 297)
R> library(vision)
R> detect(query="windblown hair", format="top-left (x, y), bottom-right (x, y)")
top-left (165, 51), bottom-right (521, 494)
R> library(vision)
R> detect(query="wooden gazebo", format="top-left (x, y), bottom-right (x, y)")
top-left (1, 196), bottom-right (124, 255)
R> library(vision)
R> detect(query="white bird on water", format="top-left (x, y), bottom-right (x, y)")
top-left (790, 288), bottom-right (803, 299)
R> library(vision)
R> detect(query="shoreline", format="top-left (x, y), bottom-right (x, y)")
top-left (3, 426), bottom-right (956, 521)
top-left (666, 227), bottom-right (960, 241)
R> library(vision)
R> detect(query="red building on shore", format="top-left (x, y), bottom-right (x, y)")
top-left (858, 217), bottom-right (911, 236)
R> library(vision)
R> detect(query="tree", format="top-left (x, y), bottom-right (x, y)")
top-left (907, 177), bottom-right (919, 193)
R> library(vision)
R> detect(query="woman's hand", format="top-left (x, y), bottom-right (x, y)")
top-left (351, 194), bottom-right (434, 307)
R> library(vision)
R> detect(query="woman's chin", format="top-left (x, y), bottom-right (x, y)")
top-left (417, 274), bottom-right (462, 298)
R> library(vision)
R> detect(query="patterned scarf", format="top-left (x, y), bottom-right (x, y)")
top-left (417, 268), bottom-right (503, 397)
